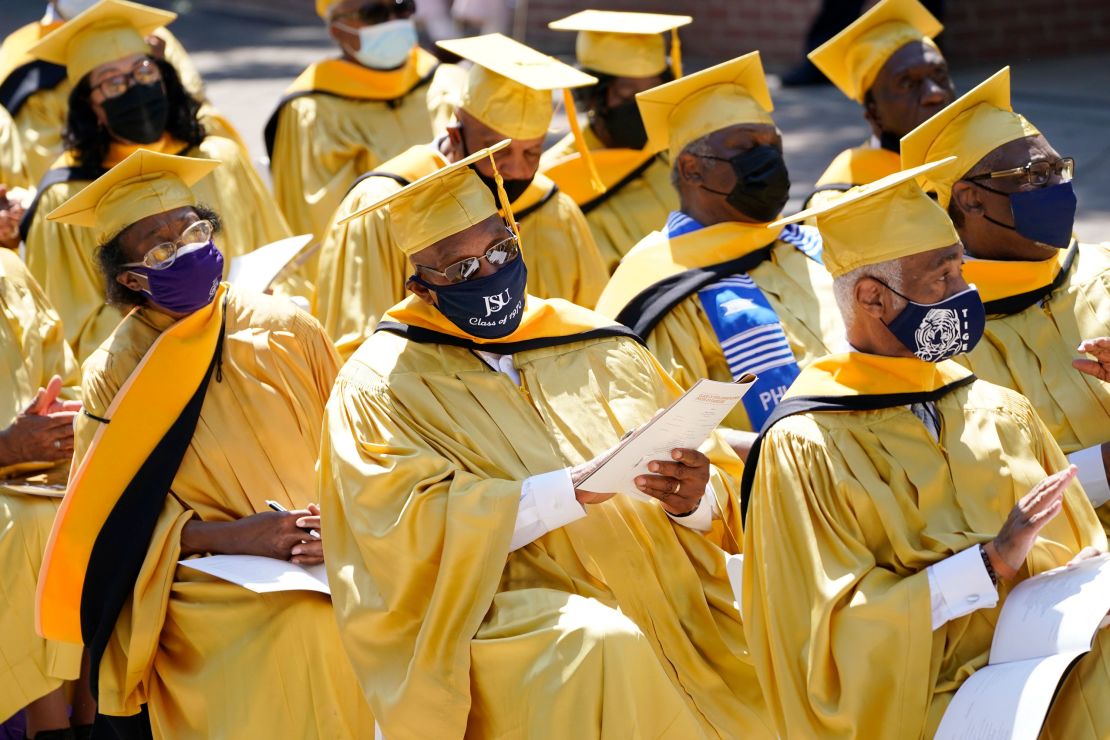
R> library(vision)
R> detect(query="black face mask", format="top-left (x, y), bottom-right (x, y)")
top-left (878, 129), bottom-right (902, 154)
top-left (597, 98), bottom-right (648, 151)
top-left (700, 145), bottom-right (791, 223)
top-left (101, 81), bottom-right (168, 144)
top-left (470, 166), bottom-right (532, 206)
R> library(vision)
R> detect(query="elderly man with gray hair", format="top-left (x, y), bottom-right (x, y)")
top-left (741, 160), bottom-right (1110, 739)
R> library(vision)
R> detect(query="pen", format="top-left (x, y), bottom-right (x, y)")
top-left (266, 499), bottom-right (321, 539)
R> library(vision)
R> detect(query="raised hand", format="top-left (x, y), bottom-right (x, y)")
top-left (1074, 338), bottom-right (1110, 382)
top-left (984, 466), bottom-right (1076, 581)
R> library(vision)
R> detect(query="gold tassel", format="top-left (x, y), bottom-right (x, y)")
top-left (489, 152), bottom-right (521, 242)
top-left (562, 88), bottom-right (606, 195)
top-left (670, 28), bottom-right (684, 78)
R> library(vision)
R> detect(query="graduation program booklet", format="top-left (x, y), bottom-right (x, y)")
top-left (578, 375), bottom-right (756, 501)
top-left (179, 554), bottom-right (330, 595)
top-left (935, 554), bottom-right (1110, 740)
top-left (227, 234), bottom-right (314, 293)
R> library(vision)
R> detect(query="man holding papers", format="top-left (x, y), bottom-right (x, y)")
top-left (319, 142), bottom-right (775, 738)
top-left (741, 162), bottom-right (1110, 738)
top-left (35, 151), bottom-right (371, 738)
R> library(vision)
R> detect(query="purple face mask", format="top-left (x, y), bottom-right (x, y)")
top-left (133, 240), bottom-right (224, 314)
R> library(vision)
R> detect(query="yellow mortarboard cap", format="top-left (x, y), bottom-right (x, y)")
top-left (28, 0), bottom-right (176, 85)
top-left (340, 140), bottom-right (518, 257)
top-left (548, 10), bottom-right (692, 79)
top-left (438, 34), bottom-right (605, 193)
top-left (636, 51), bottom-right (774, 157)
top-left (770, 158), bottom-right (958, 277)
top-left (47, 149), bottom-right (219, 244)
top-left (316, 0), bottom-right (339, 19)
top-left (809, 0), bottom-right (942, 103)
top-left (901, 67), bottom-right (1039, 208)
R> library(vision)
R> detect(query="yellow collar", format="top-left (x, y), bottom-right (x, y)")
top-left (596, 220), bottom-right (782, 318)
top-left (961, 241), bottom-right (1075, 304)
top-left (815, 145), bottom-right (900, 188)
top-left (785, 352), bottom-right (973, 399)
top-left (381, 293), bottom-right (621, 347)
top-left (284, 48), bottom-right (438, 101)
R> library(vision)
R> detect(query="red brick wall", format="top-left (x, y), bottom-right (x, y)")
top-left (942, 0), bottom-right (1110, 63)
top-left (229, 0), bottom-right (1110, 68)
top-left (522, 0), bottom-right (819, 68)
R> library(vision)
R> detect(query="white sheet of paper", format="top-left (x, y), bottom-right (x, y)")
top-left (990, 554), bottom-right (1110, 664)
top-left (0, 481), bottom-right (66, 498)
top-left (579, 376), bottom-right (755, 499)
top-left (179, 554), bottom-right (330, 595)
top-left (933, 653), bottom-right (1084, 740)
top-left (226, 234), bottom-right (313, 293)
top-left (726, 553), bottom-right (744, 616)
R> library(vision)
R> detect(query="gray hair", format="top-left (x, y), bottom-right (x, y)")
top-left (670, 135), bottom-right (717, 189)
top-left (833, 258), bottom-right (905, 327)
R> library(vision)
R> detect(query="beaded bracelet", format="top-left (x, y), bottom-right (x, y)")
top-left (979, 544), bottom-right (999, 586)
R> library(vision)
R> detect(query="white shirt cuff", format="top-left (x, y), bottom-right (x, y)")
top-left (509, 468), bottom-right (585, 552)
top-left (927, 545), bottom-right (999, 630)
top-left (1070, 445), bottom-right (1110, 508)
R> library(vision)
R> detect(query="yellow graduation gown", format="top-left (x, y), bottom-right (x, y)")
top-left (312, 144), bottom-right (608, 360)
top-left (541, 128), bottom-right (676, 272)
top-left (802, 143), bottom-right (901, 210)
top-left (73, 287), bottom-right (372, 737)
top-left (742, 352), bottom-right (1110, 739)
top-left (595, 221), bottom-right (845, 431)
top-left (0, 21), bottom-right (214, 184)
top-left (319, 295), bottom-right (774, 739)
top-left (0, 105), bottom-right (30, 188)
top-left (22, 135), bottom-right (291, 363)
top-left (0, 249), bottom-right (82, 722)
top-left (265, 49), bottom-right (459, 241)
top-left (957, 241), bottom-right (1110, 455)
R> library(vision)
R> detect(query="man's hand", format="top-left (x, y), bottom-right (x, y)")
top-left (569, 452), bottom-right (618, 505)
top-left (26, 376), bottom-right (82, 416)
top-left (1074, 338), bottom-right (1110, 382)
top-left (0, 411), bottom-right (76, 465)
top-left (181, 506), bottom-right (324, 563)
top-left (0, 185), bottom-right (24, 250)
top-left (634, 448), bottom-right (710, 516)
top-left (984, 466), bottom-right (1076, 581)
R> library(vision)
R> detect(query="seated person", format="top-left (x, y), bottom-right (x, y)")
top-left (902, 67), bottom-right (1110, 520)
top-left (319, 142), bottom-right (774, 738)
top-left (743, 162), bottom-right (1110, 738)
top-left (36, 150), bottom-right (371, 739)
top-left (0, 248), bottom-right (87, 739)
top-left (22, 0), bottom-right (290, 362)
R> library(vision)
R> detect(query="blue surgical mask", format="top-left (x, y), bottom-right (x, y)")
top-left (336, 18), bottom-right (417, 70)
top-left (882, 283), bottom-right (986, 363)
top-left (413, 256), bottom-right (528, 339)
top-left (975, 180), bottom-right (1077, 249)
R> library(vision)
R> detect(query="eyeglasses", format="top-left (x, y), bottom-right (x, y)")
top-left (333, 0), bottom-right (416, 26)
top-left (92, 58), bottom-right (162, 100)
top-left (122, 220), bottom-right (214, 271)
top-left (965, 157), bottom-right (1075, 188)
top-left (415, 232), bottom-right (520, 284)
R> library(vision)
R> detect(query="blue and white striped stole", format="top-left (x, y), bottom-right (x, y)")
top-left (697, 223), bottom-right (823, 430)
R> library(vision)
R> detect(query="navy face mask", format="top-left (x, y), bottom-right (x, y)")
top-left (413, 256), bottom-right (528, 339)
top-left (882, 283), bottom-right (986, 363)
top-left (973, 180), bottom-right (1077, 249)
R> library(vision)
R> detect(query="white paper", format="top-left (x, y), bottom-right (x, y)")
top-left (179, 554), bottom-right (330, 595)
top-left (579, 376), bottom-right (755, 499)
top-left (990, 554), bottom-right (1110, 663)
top-left (726, 553), bottom-right (744, 616)
top-left (0, 481), bottom-right (66, 498)
top-left (934, 653), bottom-right (1084, 740)
top-left (935, 555), bottom-right (1110, 738)
top-left (226, 234), bottom-right (313, 293)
